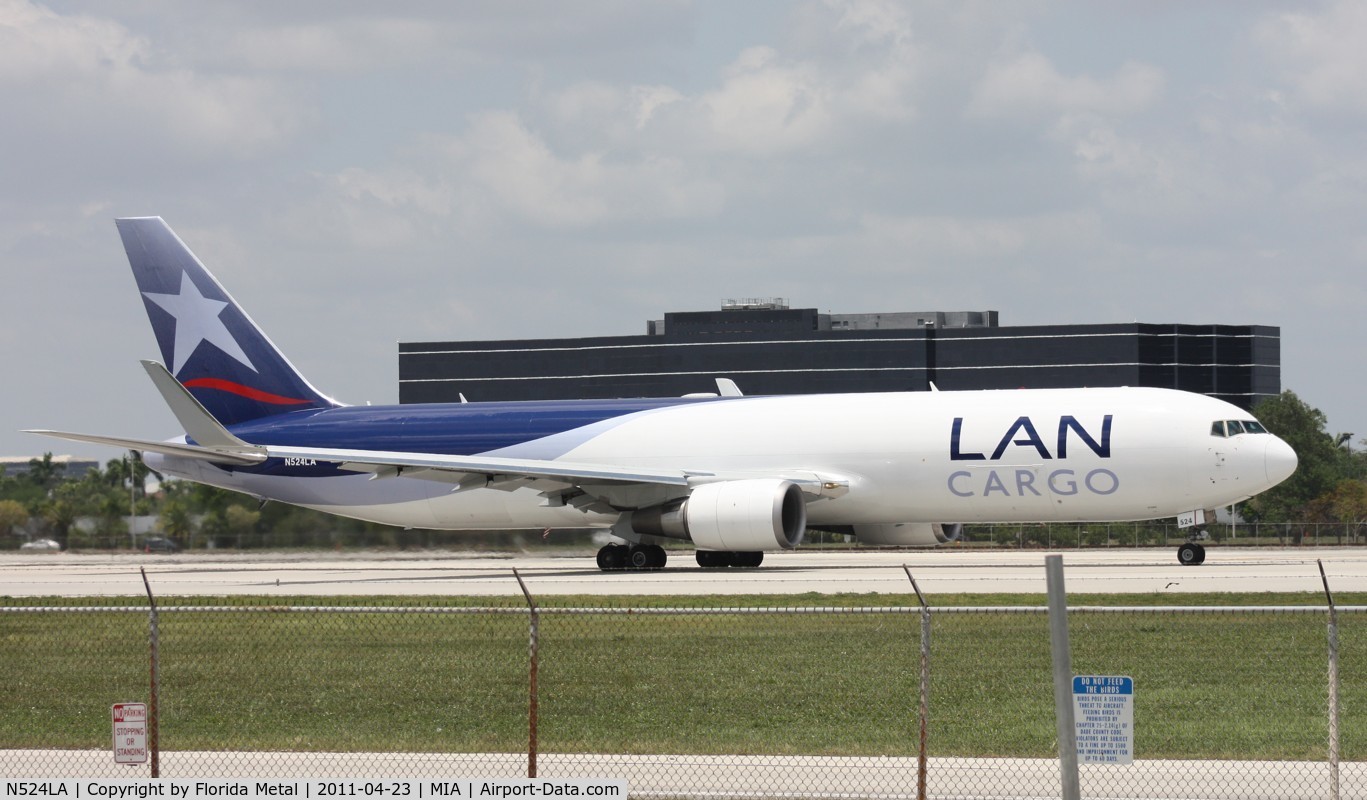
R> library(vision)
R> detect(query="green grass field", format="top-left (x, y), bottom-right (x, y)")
top-left (1, 593), bottom-right (1362, 760)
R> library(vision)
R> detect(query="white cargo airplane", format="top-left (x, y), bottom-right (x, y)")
top-left (30, 218), bottom-right (1297, 569)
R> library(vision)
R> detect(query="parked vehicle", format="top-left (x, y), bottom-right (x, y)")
top-left (143, 536), bottom-right (179, 553)
top-left (19, 538), bottom-right (61, 552)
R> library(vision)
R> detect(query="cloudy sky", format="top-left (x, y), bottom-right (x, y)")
top-left (3, 0), bottom-right (1365, 462)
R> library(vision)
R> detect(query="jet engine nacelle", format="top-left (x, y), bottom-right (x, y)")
top-left (853, 522), bottom-right (963, 547)
top-left (630, 478), bottom-right (807, 551)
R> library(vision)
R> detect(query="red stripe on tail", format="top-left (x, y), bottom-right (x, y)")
top-left (182, 378), bottom-right (313, 406)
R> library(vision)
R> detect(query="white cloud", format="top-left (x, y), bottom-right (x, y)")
top-left (1255, 0), bottom-right (1367, 114)
top-left (297, 112), bottom-right (728, 240)
top-left (693, 46), bottom-right (836, 155)
top-left (0, 0), bottom-right (305, 159)
top-left (827, 0), bottom-right (913, 48)
top-left (857, 210), bottom-right (1106, 266)
top-left (1051, 113), bottom-right (1277, 234)
top-left (542, 14), bottom-right (920, 160)
top-left (631, 85), bottom-right (685, 130)
top-left (970, 51), bottom-right (1164, 120)
top-left (1064, 118), bottom-right (1175, 187)
top-left (535, 0), bottom-right (924, 159)
top-left (224, 18), bottom-right (447, 73)
top-left (334, 166), bottom-right (452, 217)
top-left (459, 112), bottom-right (729, 229)
top-left (822, 0), bottom-right (920, 115)
top-left (542, 57), bottom-right (840, 158)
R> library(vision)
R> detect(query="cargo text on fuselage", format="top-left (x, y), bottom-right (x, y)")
top-left (947, 415), bottom-right (1117, 499)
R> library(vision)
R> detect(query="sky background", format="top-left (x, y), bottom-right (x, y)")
top-left (3, 0), bottom-right (1365, 462)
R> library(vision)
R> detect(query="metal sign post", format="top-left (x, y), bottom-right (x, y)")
top-left (514, 568), bottom-right (539, 780)
top-left (1046, 555), bottom-right (1081, 800)
top-left (903, 565), bottom-right (931, 800)
top-left (140, 567), bottom-right (160, 778)
top-left (1320, 560), bottom-right (1340, 800)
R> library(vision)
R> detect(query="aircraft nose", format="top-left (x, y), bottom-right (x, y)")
top-left (1265, 435), bottom-right (1298, 486)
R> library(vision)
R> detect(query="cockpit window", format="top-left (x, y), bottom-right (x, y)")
top-left (1212, 419), bottom-right (1268, 437)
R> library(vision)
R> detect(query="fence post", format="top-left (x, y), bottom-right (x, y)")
top-left (139, 568), bottom-right (160, 779)
top-left (513, 569), bottom-right (539, 779)
top-left (1046, 555), bottom-right (1080, 800)
top-left (1319, 560), bottom-right (1340, 800)
top-left (903, 565), bottom-right (930, 800)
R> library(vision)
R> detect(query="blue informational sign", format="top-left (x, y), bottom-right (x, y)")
top-left (1072, 675), bottom-right (1134, 765)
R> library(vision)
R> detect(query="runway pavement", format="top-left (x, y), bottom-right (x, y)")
top-left (2, 546), bottom-right (1363, 597)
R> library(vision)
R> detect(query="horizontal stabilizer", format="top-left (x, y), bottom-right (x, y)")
top-left (25, 429), bottom-right (266, 466)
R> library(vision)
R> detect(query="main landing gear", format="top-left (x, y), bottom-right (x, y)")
top-left (593, 544), bottom-right (766, 571)
top-left (596, 543), bottom-right (667, 571)
top-left (695, 550), bottom-right (763, 568)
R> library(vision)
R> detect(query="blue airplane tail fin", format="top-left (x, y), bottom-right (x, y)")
top-left (115, 217), bottom-right (339, 427)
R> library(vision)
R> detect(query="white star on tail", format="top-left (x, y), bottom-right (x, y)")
top-left (142, 272), bottom-right (256, 375)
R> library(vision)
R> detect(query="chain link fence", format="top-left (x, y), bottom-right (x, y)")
top-left (928, 605), bottom-right (1365, 798)
top-left (1, 578), bottom-right (1362, 798)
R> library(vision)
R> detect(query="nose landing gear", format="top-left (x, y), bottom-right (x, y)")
top-left (1177, 541), bottom-right (1206, 566)
top-left (1177, 529), bottom-right (1209, 566)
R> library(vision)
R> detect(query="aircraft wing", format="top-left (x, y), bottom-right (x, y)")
top-left (23, 428), bottom-right (697, 486)
top-left (27, 433), bottom-right (847, 498)
top-left (264, 444), bottom-right (850, 503)
top-left (265, 444), bottom-right (699, 487)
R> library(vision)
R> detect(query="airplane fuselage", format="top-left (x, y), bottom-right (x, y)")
top-left (146, 386), bottom-right (1291, 532)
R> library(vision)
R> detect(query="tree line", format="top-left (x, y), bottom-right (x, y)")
top-left (0, 453), bottom-right (551, 551)
top-left (2, 390), bottom-right (1364, 551)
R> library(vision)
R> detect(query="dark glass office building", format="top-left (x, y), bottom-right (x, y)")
top-left (399, 301), bottom-right (1280, 411)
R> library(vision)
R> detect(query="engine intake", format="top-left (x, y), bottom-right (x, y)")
top-left (630, 479), bottom-right (807, 551)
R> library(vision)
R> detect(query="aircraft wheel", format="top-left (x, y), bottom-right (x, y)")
top-left (628, 545), bottom-right (653, 570)
top-left (695, 550), bottom-right (727, 568)
top-left (1192, 543), bottom-right (1206, 565)
top-left (597, 544), bottom-right (627, 571)
top-left (732, 551), bottom-right (764, 568)
top-left (1177, 543), bottom-right (1202, 566)
top-left (648, 545), bottom-right (668, 570)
